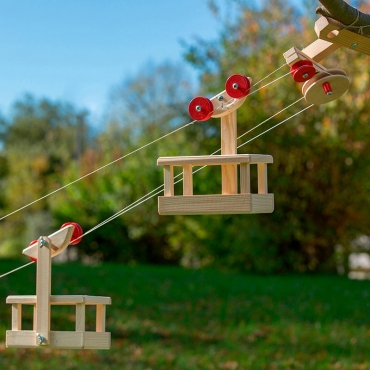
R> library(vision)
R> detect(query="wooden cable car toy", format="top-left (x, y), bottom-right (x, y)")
top-left (157, 74), bottom-right (274, 215)
top-left (6, 223), bottom-right (111, 349)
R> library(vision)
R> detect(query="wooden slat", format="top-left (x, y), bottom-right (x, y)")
top-left (183, 165), bottom-right (193, 196)
top-left (6, 330), bottom-right (85, 349)
top-left (22, 226), bottom-right (74, 260)
top-left (96, 304), bottom-right (106, 332)
top-left (315, 16), bottom-right (370, 56)
top-left (163, 165), bottom-right (174, 196)
top-left (240, 163), bottom-right (251, 194)
top-left (257, 163), bottom-right (268, 194)
top-left (221, 111), bottom-right (237, 195)
top-left (7, 295), bottom-right (111, 305)
top-left (11, 304), bottom-right (22, 331)
top-left (36, 237), bottom-right (51, 345)
top-left (84, 332), bottom-right (111, 350)
top-left (158, 194), bottom-right (274, 215)
top-left (158, 154), bottom-right (273, 166)
top-left (76, 304), bottom-right (85, 332)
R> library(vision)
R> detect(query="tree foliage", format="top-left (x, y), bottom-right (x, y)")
top-left (1, 1), bottom-right (370, 273)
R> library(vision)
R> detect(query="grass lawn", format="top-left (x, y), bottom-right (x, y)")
top-left (0, 259), bottom-right (370, 369)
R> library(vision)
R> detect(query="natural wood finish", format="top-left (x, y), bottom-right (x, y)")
top-left (315, 16), bottom-right (370, 56)
top-left (183, 165), bottom-right (193, 196)
top-left (240, 163), bottom-right (251, 194)
top-left (301, 39), bottom-right (340, 63)
top-left (36, 237), bottom-right (51, 346)
top-left (163, 165), bottom-right (174, 196)
top-left (258, 163), bottom-right (268, 194)
top-left (12, 304), bottom-right (22, 331)
top-left (7, 295), bottom-right (111, 305)
top-left (221, 111), bottom-right (237, 195)
top-left (302, 69), bottom-right (349, 105)
top-left (158, 154), bottom-right (273, 166)
top-left (96, 305), bottom-right (106, 332)
top-left (158, 194), bottom-right (274, 215)
top-left (76, 303), bottom-right (85, 332)
top-left (22, 225), bottom-right (74, 260)
top-left (6, 330), bottom-right (111, 350)
top-left (84, 332), bottom-right (111, 350)
top-left (284, 45), bottom-right (333, 70)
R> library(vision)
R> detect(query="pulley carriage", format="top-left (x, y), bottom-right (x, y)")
top-left (158, 74), bottom-right (274, 215)
top-left (6, 224), bottom-right (111, 350)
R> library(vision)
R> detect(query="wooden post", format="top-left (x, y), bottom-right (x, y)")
top-left (96, 305), bottom-right (106, 332)
top-left (183, 165), bottom-right (193, 196)
top-left (75, 304), bottom-right (86, 332)
top-left (240, 163), bottom-right (251, 194)
top-left (221, 111), bottom-right (237, 194)
top-left (257, 163), bottom-right (268, 194)
top-left (11, 304), bottom-right (22, 331)
top-left (35, 236), bottom-right (51, 346)
top-left (163, 165), bottom-right (174, 196)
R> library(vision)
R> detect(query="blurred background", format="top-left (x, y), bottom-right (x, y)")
top-left (1, 0), bottom-right (370, 368)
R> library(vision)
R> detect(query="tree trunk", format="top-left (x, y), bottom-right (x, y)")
top-left (316, 0), bottom-right (370, 36)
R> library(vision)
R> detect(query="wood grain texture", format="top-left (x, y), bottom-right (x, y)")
top-left (36, 237), bottom-right (51, 345)
top-left (6, 330), bottom-right (110, 349)
top-left (221, 111), bottom-right (237, 194)
top-left (302, 70), bottom-right (349, 105)
top-left (12, 304), bottom-right (22, 331)
top-left (158, 154), bottom-right (273, 166)
top-left (240, 163), bottom-right (251, 194)
top-left (158, 194), bottom-right (274, 215)
top-left (7, 295), bottom-right (111, 305)
top-left (183, 165), bottom-right (193, 196)
top-left (22, 226), bottom-right (74, 260)
top-left (258, 163), bottom-right (268, 194)
top-left (163, 166), bottom-right (174, 196)
top-left (315, 16), bottom-right (370, 55)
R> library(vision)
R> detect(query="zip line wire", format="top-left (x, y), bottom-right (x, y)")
top-left (0, 99), bottom-right (314, 279)
top-left (0, 64), bottom-right (290, 222)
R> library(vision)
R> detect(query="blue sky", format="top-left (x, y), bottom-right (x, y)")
top-left (0, 1), bottom-right (233, 120)
top-left (0, 0), bottom-right (304, 121)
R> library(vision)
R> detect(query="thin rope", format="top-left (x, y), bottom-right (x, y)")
top-left (0, 120), bottom-right (196, 222)
top-left (0, 261), bottom-right (34, 279)
top-left (252, 64), bottom-right (288, 87)
top-left (0, 100), bottom-right (312, 279)
top-left (0, 66), bottom-right (291, 223)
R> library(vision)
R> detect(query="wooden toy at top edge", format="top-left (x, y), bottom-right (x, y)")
top-left (284, 16), bottom-right (370, 105)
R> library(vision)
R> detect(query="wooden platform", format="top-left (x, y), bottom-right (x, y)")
top-left (158, 194), bottom-right (274, 215)
top-left (6, 294), bottom-right (111, 349)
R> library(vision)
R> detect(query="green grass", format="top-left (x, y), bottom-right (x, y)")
top-left (0, 260), bottom-right (370, 369)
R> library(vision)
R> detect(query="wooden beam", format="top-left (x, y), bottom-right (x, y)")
top-left (221, 111), bottom-right (237, 195)
top-left (35, 236), bottom-right (51, 346)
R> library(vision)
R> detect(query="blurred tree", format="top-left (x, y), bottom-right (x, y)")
top-left (50, 61), bottom-right (201, 263)
top-left (180, 0), bottom-right (370, 272)
top-left (0, 95), bottom-right (91, 258)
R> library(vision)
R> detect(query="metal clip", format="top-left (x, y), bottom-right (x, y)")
top-left (36, 333), bottom-right (46, 345)
top-left (39, 237), bottom-right (46, 248)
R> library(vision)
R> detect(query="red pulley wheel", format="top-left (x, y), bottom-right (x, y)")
top-left (225, 74), bottom-right (251, 99)
top-left (290, 60), bottom-right (316, 83)
top-left (61, 222), bottom-right (83, 245)
top-left (188, 96), bottom-right (213, 121)
top-left (28, 240), bottom-right (38, 262)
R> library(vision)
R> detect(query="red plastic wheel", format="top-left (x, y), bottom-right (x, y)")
top-left (225, 74), bottom-right (251, 99)
top-left (28, 240), bottom-right (38, 262)
top-left (188, 96), bottom-right (213, 121)
top-left (61, 222), bottom-right (83, 245)
top-left (290, 60), bottom-right (316, 83)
